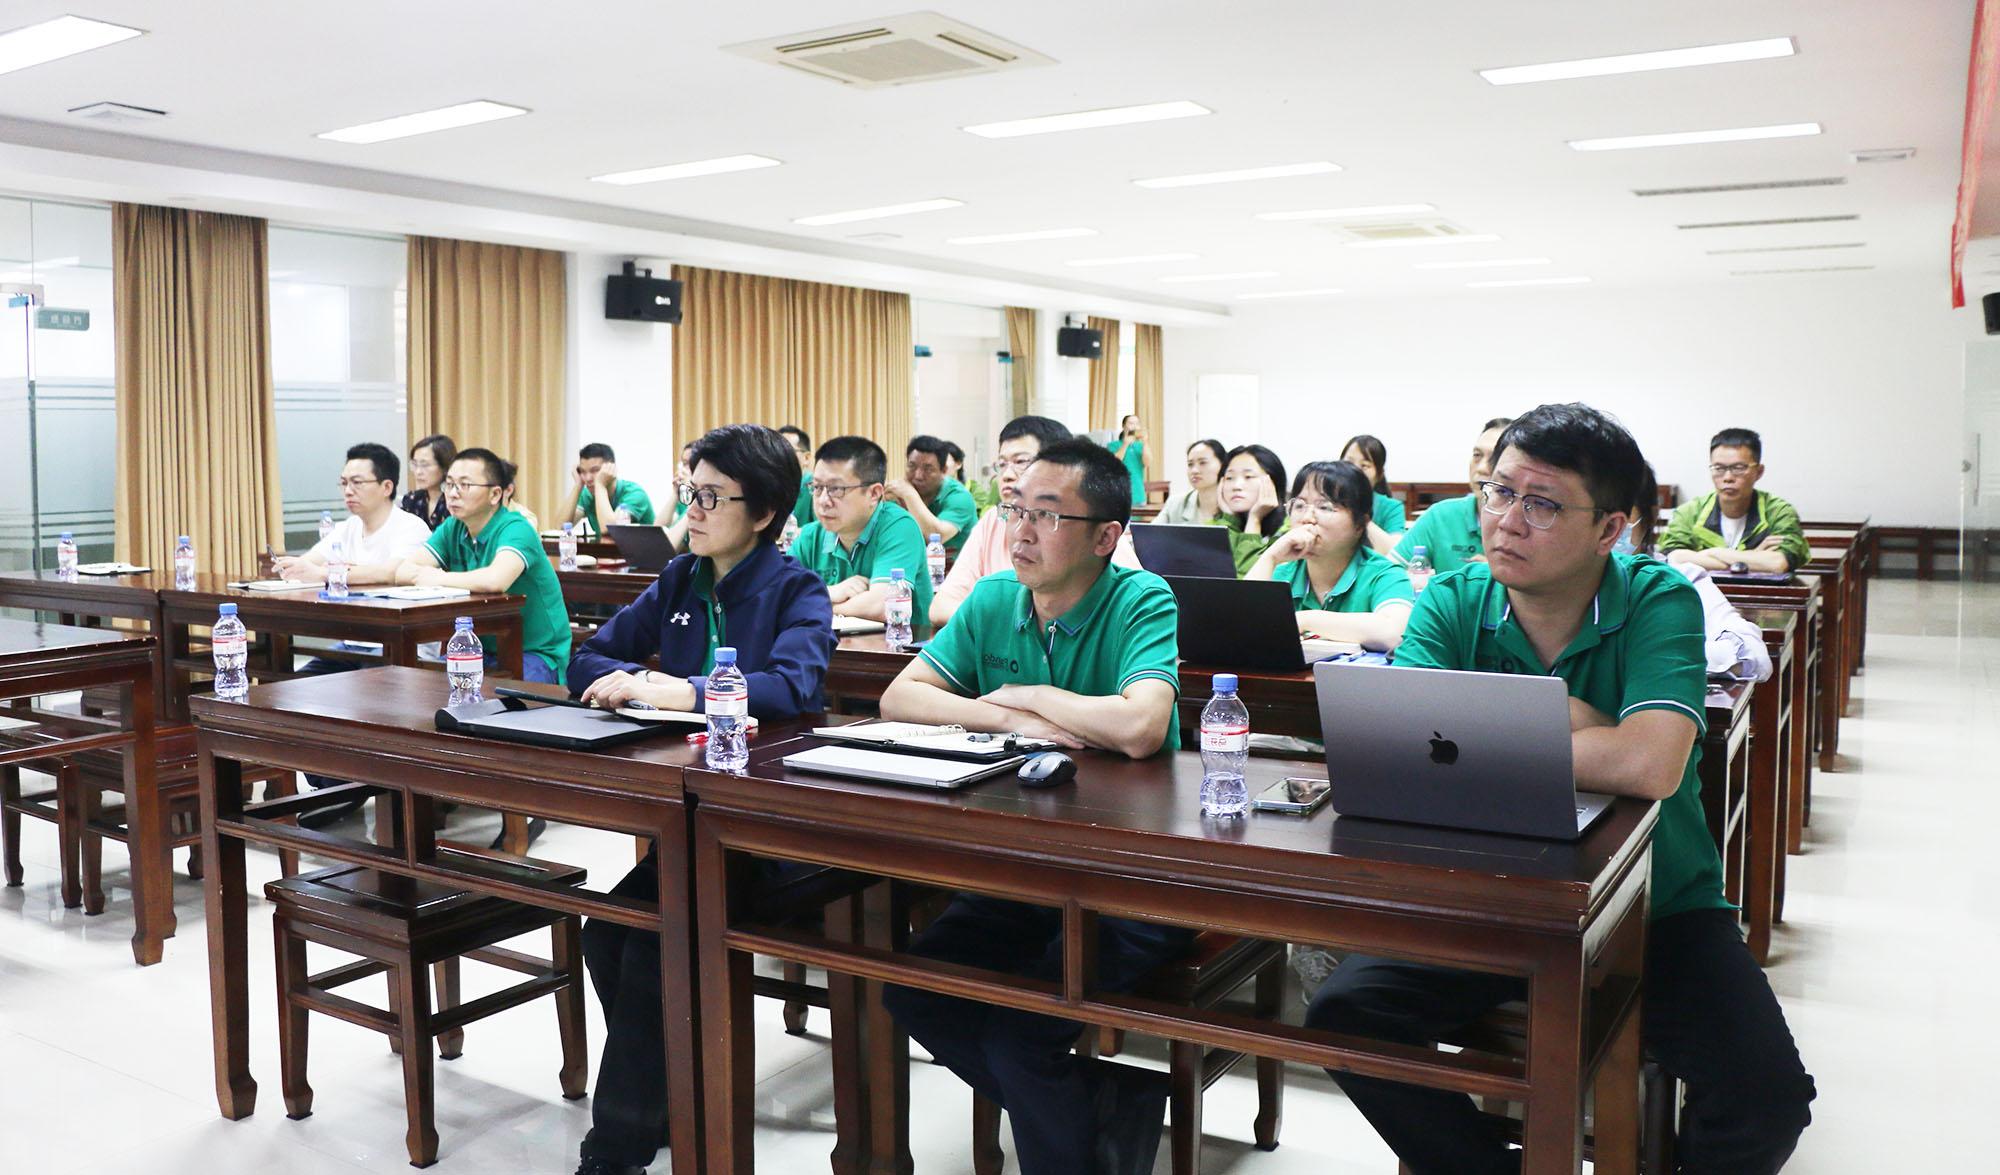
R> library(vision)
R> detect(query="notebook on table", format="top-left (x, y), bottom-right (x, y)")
top-left (434, 695), bottom-right (683, 750)
top-left (75, 562), bottom-right (150, 576)
top-left (809, 721), bottom-right (1057, 762)
top-left (781, 744), bottom-right (1024, 790)
top-left (226, 579), bottom-right (320, 592)
top-left (831, 615), bottom-right (886, 636)
top-left (355, 585), bottom-right (472, 602)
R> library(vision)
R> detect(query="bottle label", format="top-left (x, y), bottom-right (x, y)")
top-left (213, 637), bottom-right (247, 659)
top-left (707, 692), bottom-right (748, 717)
top-left (1200, 726), bottom-right (1249, 753)
top-left (447, 653), bottom-right (484, 675)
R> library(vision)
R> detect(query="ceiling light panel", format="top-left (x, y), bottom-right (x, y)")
top-left (1705, 243), bottom-right (1865, 255)
top-left (1677, 215), bottom-right (1858, 229)
top-left (1467, 276), bottom-right (1592, 288)
top-left (1347, 234), bottom-right (1500, 249)
top-left (1569, 122), bottom-right (1821, 151)
top-left (591, 155), bottom-right (782, 184)
top-left (946, 228), bottom-right (1096, 245)
top-left (1633, 177), bottom-right (1845, 197)
top-left (963, 100), bottom-right (1210, 138)
top-left (1236, 288), bottom-right (1344, 301)
top-left (319, 100), bottom-right (528, 144)
top-left (0, 15), bottom-right (142, 77)
top-left (1134, 161), bottom-right (1341, 188)
top-left (1065, 253), bottom-right (1199, 268)
top-left (1257, 203), bottom-right (1436, 221)
top-left (1415, 257), bottom-right (1553, 270)
top-left (794, 198), bottom-right (963, 226)
top-left (1481, 37), bottom-right (1795, 85)
top-left (1157, 271), bottom-right (1278, 284)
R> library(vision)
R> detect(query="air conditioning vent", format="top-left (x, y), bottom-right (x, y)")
top-left (726, 12), bottom-right (1052, 88)
top-left (67, 101), bottom-right (167, 124)
top-left (1633, 177), bottom-right (1845, 197)
top-left (1705, 242), bottom-right (1865, 256)
top-left (1324, 218), bottom-right (1481, 244)
top-left (1677, 215), bottom-right (1859, 230)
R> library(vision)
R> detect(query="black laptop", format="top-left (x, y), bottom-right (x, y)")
top-left (1164, 576), bottom-right (1357, 673)
top-left (1130, 523), bottom-right (1238, 579)
top-left (607, 523), bottom-right (678, 573)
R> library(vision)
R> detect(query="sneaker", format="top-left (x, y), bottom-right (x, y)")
top-left (573, 1158), bottom-right (642, 1175)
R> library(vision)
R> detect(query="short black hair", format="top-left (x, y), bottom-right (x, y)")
top-left (1709, 428), bottom-right (1763, 461)
top-left (346, 442), bottom-right (400, 494)
top-left (1185, 438), bottom-right (1226, 466)
top-left (941, 440), bottom-right (966, 480)
top-left (998, 415), bottom-right (1071, 449)
top-left (815, 435), bottom-right (888, 485)
top-left (1493, 403), bottom-right (1646, 517)
top-left (1631, 461), bottom-right (1661, 551)
top-left (498, 457), bottom-right (520, 490)
top-left (905, 435), bottom-right (952, 469)
top-left (411, 433), bottom-right (456, 469)
top-left (1340, 434), bottom-right (1389, 493)
top-left (1029, 438), bottom-right (1132, 529)
top-left (1480, 417), bottom-right (1514, 434)
top-left (1224, 444), bottom-right (1288, 538)
top-left (688, 424), bottom-right (803, 544)
top-left (578, 442), bottom-right (616, 462)
top-left (452, 447), bottom-right (507, 489)
top-left (1292, 460), bottom-right (1374, 531)
top-left (777, 425), bottom-right (811, 450)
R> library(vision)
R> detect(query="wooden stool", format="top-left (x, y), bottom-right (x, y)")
top-left (265, 852), bottom-right (589, 1168)
top-left (970, 932), bottom-right (1287, 1175)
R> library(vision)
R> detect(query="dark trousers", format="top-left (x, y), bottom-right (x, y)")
top-left (579, 849), bottom-right (672, 1167)
top-left (1305, 907), bottom-right (1815, 1175)
top-left (881, 894), bottom-right (1195, 1175)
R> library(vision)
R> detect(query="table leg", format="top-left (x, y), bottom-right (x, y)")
top-left (123, 678), bottom-right (170, 963)
top-left (864, 882), bottom-right (912, 1175)
top-left (1744, 689), bottom-right (1780, 965)
top-left (1519, 949), bottom-right (1586, 1174)
top-left (696, 821), bottom-right (754, 1175)
top-left (1588, 1002), bottom-right (1641, 1175)
top-left (663, 803), bottom-right (710, 1174)
top-left (200, 745), bottom-right (257, 1118)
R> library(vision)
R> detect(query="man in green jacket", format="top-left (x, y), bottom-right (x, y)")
top-left (1659, 428), bottom-right (1809, 572)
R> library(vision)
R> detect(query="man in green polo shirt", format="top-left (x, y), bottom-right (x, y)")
top-left (1392, 415), bottom-right (1511, 573)
top-left (1307, 404), bottom-right (1813, 1175)
top-left (886, 434), bottom-right (981, 555)
top-left (394, 446), bottom-right (572, 685)
top-left (789, 435), bottom-right (932, 623)
top-left (879, 438), bottom-right (1186, 1175)
top-left (1660, 426), bottom-right (1810, 572)
top-left (568, 442), bottom-right (657, 536)
top-left (779, 425), bottom-right (816, 526)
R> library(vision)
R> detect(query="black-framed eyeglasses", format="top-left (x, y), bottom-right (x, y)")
top-left (1708, 462), bottom-right (1755, 477)
top-left (991, 455), bottom-right (1038, 475)
top-left (677, 482), bottom-right (748, 511)
top-left (336, 477), bottom-right (386, 490)
top-left (442, 479), bottom-right (496, 495)
top-left (1477, 481), bottom-right (1608, 531)
top-left (997, 501), bottom-right (1117, 534)
top-left (807, 480), bottom-right (879, 502)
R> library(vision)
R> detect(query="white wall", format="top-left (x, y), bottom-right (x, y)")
top-left (1163, 274), bottom-right (1983, 526)
top-left (565, 252), bottom-right (677, 494)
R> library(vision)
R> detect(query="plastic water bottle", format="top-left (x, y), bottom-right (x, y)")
top-left (56, 531), bottom-right (77, 581)
top-left (884, 568), bottom-right (914, 651)
top-left (778, 512), bottom-right (800, 554)
top-left (173, 535), bottom-right (197, 590)
top-left (211, 603), bottom-right (248, 700)
top-left (445, 617), bottom-right (484, 705)
top-left (705, 647), bottom-right (749, 772)
top-left (612, 506), bottom-right (633, 526)
top-left (318, 511), bottom-right (335, 543)
top-left (926, 533), bottom-right (948, 589)
top-left (1406, 545), bottom-right (1434, 597)
top-left (1199, 674), bottom-right (1250, 818)
top-left (558, 522), bottom-right (578, 571)
top-left (324, 540), bottom-right (349, 599)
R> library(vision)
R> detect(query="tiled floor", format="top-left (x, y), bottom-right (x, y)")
top-left (2, 578), bottom-right (1993, 1173)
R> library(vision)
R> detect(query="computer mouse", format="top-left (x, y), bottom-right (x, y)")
top-left (1017, 751), bottom-right (1076, 789)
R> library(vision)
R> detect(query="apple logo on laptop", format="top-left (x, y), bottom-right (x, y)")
top-left (1428, 731), bottom-right (1459, 766)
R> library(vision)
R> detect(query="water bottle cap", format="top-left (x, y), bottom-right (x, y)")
top-left (1214, 673), bottom-right (1238, 693)
top-left (177, 535), bottom-right (190, 544)
top-left (59, 531), bottom-right (72, 540)
top-left (218, 603), bottom-right (237, 616)
top-left (929, 533), bottom-right (941, 542)
top-left (891, 568), bottom-right (905, 581)
top-left (453, 615), bottom-right (472, 628)
top-left (561, 522), bottom-right (573, 533)
top-left (715, 646), bottom-right (737, 665)
top-left (1413, 545), bottom-right (1428, 556)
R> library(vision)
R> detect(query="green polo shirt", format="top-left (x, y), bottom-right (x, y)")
top-left (424, 507), bottom-right (572, 682)
top-left (1108, 438), bottom-right (1147, 505)
top-left (1273, 546), bottom-right (1415, 614)
top-left (1394, 554), bottom-right (1727, 921)
top-left (1658, 489), bottom-right (1809, 571)
top-left (1372, 492), bottom-right (1408, 535)
top-left (918, 563), bottom-right (1181, 754)
top-left (1209, 513), bottom-right (1287, 576)
top-left (574, 478), bottom-right (658, 533)
top-left (791, 498), bottom-right (933, 620)
top-left (792, 471), bottom-right (815, 526)
top-left (1395, 493), bottom-right (1484, 572)
top-left (690, 558), bottom-right (725, 675)
top-left (923, 478), bottom-right (981, 554)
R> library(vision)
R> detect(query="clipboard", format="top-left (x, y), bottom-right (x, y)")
top-left (808, 720), bottom-right (1057, 762)
top-left (434, 695), bottom-right (682, 750)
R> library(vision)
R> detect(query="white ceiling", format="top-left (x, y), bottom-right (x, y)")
top-left (0, 0), bottom-right (1979, 304)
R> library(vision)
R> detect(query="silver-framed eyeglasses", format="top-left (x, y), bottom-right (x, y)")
top-left (1476, 480), bottom-right (1607, 530)
top-left (997, 501), bottom-right (1116, 533)
top-left (806, 480), bottom-right (878, 502)
top-left (336, 477), bottom-right (386, 490)
top-left (1708, 462), bottom-right (1755, 477)
top-left (1285, 497), bottom-right (1345, 520)
top-left (677, 483), bottom-right (748, 511)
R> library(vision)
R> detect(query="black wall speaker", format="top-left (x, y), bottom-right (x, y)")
top-left (1056, 326), bottom-right (1103, 359)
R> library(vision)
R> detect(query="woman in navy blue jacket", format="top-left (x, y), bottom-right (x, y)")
top-left (567, 423), bottom-right (832, 1175)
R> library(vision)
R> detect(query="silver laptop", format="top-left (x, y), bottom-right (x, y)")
top-left (1130, 524), bottom-right (1238, 579)
top-left (606, 523), bottom-right (678, 573)
top-left (1313, 661), bottom-right (1614, 840)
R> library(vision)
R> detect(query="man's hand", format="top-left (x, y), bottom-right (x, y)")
top-left (1757, 535), bottom-right (1786, 552)
top-left (979, 684), bottom-right (1088, 748)
top-left (827, 575), bottom-right (871, 605)
top-left (273, 555), bottom-right (323, 583)
top-left (882, 478), bottom-right (920, 509)
top-left (1569, 696), bottom-right (1614, 732)
top-left (595, 463), bottom-right (620, 493)
top-left (580, 669), bottom-right (697, 712)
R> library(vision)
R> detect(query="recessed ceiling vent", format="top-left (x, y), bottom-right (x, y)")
top-left (1322, 218), bottom-right (1480, 244)
top-left (1633, 177), bottom-right (1845, 197)
top-left (725, 12), bottom-right (1053, 88)
top-left (67, 101), bottom-right (167, 124)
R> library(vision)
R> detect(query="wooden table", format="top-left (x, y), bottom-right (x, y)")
top-left (690, 738), bottom-right (1656, 1175)
top-left (1697, 682), bottom-right (1754, 946)
top-left (553, 561), bottom-right (655, 613)
top-left (1717, 577), bottom-right (1825, 849)
top-left (825, 633), bottom-right (924, 715)
top-left (542, 533), bottom-right (622, 562)
top-left (1740, 610), bottom-right (1799, 959)
top-left (0, 570), bottom-right (175, 719)
top-left (191, 666), bottom-right (745, 1167)
top-left (0, 617), bottom-right (163, 963)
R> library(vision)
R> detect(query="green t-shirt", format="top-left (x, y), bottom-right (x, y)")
top-left (1108, 438), bottom-right (1147, 505)
top-left (792, 471), bottom-right (815, 526)
top-left (1393, 554), bottom-right (1727, 921)
top-left (1273, 545), bottom-right (1415, 613)
top-left (1372, 492), bottom-right (1408, 535)
top-left (790, 498), bottom-right (933, 620)
top-left (1395, 492), bottom-right (1483, 573)
top-left (1658, 489), bottom-right (1810, 571)
top-left (574, 478), bottom-right (657, 533)
top-left (425, 507), bottom-right (572, 682)
top-left (918, 563), bottom-right (1181, 754)
top-left (1210, 513), bottom-right (1286, 576)
top-left (923, 478), bottom-right (981, 555)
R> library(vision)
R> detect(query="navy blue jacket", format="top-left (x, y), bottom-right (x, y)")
top-left (567, 541), bottom-right (833, 720)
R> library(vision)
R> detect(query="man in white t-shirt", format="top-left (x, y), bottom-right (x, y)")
top-left (275, 443), bottom-right (435, 585)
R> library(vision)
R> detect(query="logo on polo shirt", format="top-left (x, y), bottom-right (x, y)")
top-left (981, 652), bottom-right (1020, 673)
top-left (670, 611), bottom-right (692, 626)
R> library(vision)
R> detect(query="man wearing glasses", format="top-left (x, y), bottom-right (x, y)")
top-left (879, 438), bottom-right (1187, 1175)
top-left (1659, 427), bottom-right (1809, 573)
top-left (1308, 404), bottom-right (1814, 1175)
top-left (1393, 415), bottom-right (1514, 573)
top-left (275, 442), bottom-right (433, 585)
top-left (789, 435), bottom-right (934, 623)
top-left (930, 415), bottom-right (1072, 626)
top-left (392, 447), bottom-right (572, 685)
top-left (885, 433), bottom-right (981, 555)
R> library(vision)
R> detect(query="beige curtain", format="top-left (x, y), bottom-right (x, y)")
top-left (113, 204), bottom-right (281, 573)
top-left (407, 237), bottom-right (567, 523)
top-left (1133, 322), bottom-right (1165, 485)
top-left (1085, 316), bottom-right (1121, 432)
top-left (1004, 306), bottom-right (1037, 418)
top-left (672, 264), bottom-right (913, 451)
